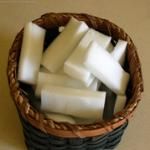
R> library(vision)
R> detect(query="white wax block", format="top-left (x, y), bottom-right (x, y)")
top-left (74, 117), bottom-right (96, 124)
top-left (111, 40), bottom-right (127, 66)
top-left (114, 95), bottom-right (127, 114)
top-left (90, 29), bottom-right (112, 49)
top-left (88, 78), bottom-right (99, 91)
top-left (41, 17), bottom-right (89, 72)
top-left (58, 26), bottom-right (65, 32)
top-left (64, 29), bottom-right (111, 86)
top-left (35, 72), bottom-right (89, 96)
top-left (45, 113), bottom-right (76, 124)
top-left (55, 71), bottom-right (98, 91)
top-left (18, 22), bottom-right (46, 84)
top-left (107, 42), bottom-right (114, 52)
top-left (84, 41), bottom-right (130, 95)
top-left (64, 60), bottom-right (95, 86)
top-left (41, 85), bottom-right (106, 120)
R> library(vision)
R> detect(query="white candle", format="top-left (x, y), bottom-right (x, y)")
top-left (89, 78), bottom-right (100, 91)
top-left (58, 26), bottom-right (65, 32)
top-left (35, 72), bottom-right (95, 96)
top-left (64, 29), bottom-right (111, 86)
top-left (111, 40), bottom-right (127, 66)
top-left (74, 117), bottom-right (96, 124)
top-left (41, 17), bottom-right (89, 73)
top-left (45, 113), bottom-right (76, 124)
top-left (107, 42), bottom-right (114, 52)
top-left (18, 22), bottom-right (45, 84)
top-left (114, 95), bottom-right (127, 114)
top-left (84, 41), bottom-right (130, 95)
top-left (41, 85), bottom-right (106, 120)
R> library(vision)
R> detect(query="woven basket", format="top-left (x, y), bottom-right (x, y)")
top-left (7, 13), bottom-right (144, 150)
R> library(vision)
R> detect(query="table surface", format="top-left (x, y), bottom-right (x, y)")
top-left (0, 0), bottom-right (150, 150)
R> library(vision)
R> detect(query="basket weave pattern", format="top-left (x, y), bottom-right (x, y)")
top-left (7, 13), bottom-right (143, 140)
top-left (21, 115), bottom-right (128, 150)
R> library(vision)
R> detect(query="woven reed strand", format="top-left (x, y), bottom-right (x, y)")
top-left (20, 114), bottom-right (128, 150)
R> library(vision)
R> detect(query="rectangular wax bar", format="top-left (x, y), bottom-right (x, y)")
top-left (41, 17), bottom-right (89, 72)
top-left (41, 85), bottom-right (106, 120)
top-left (18, 22), bottom-right (46, 84)
top-left (35, 72), bottom-right (95, 96)
top-left (89, 78), bottom-right (101, 91)
top-left (107, 42), bottom-right (114, 52)
top-left (114, 95), bottom-right (127, 114)
top-left (45, 113), bottom-right (76, 124)
top-left (84, 41), bottom-right (130, 95)
top-left (64, 29), bottom-right (111, 86)
top-left (74, 117), bottom-right (96, 124)
top-left (111, 40), bottom-right (127, 66)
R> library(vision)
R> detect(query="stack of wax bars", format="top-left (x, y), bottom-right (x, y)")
top-left (18, 17), bottom-right (129, 124)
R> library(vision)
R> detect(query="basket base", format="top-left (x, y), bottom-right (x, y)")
top-left (19, 115), bottom-right (128, 150)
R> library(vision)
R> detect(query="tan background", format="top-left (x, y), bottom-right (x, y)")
top-left (0, 0), bottom-right (149, 149)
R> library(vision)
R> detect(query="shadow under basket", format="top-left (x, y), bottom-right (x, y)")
top-left (7, 13), bottom-right (144, 150)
